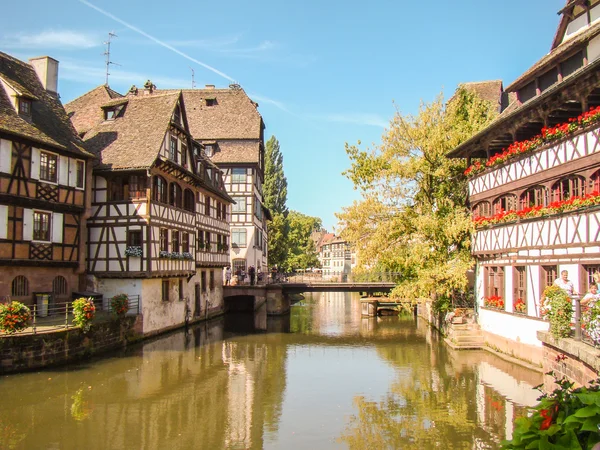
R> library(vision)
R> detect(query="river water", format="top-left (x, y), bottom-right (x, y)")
top-left (0, 292), bottom-right (542, 449)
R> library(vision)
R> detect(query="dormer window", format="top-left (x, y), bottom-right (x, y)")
top-left (205, 145), bottom-right (214, 157)
top-left (205, 98), bottom-right (217, 107)
top-left (105, 108), bottom-right (117, 120)
top-left (19, 98), bottom-right (31, 116)
top-left (173, 105), bottom-right (181, 125)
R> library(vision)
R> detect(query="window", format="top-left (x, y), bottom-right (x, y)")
top-left (233, 259), bottom-right (246, 275)
top-left (222, 203), bottom-right (227, 220)
top-left (201, 271), bottom-right (206, 292)
top-left (231, 168), bottom-right (246, 183)
top-left (254, 196), bottom-right (263, 220)
top-left (205, 145), bottom-right (214, 158)
top-left (210, 270), bottom-right (214, 290)
top-left (52, 276), bottom-right (68, 296)
top-left (205, 231), bottom-right (211, 251)
top-left (552, 176), bottom-right (585, 202)
top-left (75, 161), bottom-right (85, 189)
top-left (520, 186), bottom-right (547, 209)
top-left (591, 169), bottom-right (600, 193)
top-left (128, 230), bottom-right (142, 247)
top-left (486, 266), bottom-right (504, 299)
top-left (162, 280), bottom-right (170, 301)
top-left (108, 178), bottom-right (124, 201)
top-left (160, 228), bottom-right (169, 252)
top-left (153, 176), bottom-right (167, 203)
top-left (182, 232), bottom-right (189, 253)
top-left (584, 265), bottom-right (600, 293)
top-left (12, 275), bottom-right (29, 297)
top-left (173, 105), bottom-right (181, 125)
top-left (181, 143), bottom-right (187, 167)
top-left (169, 183), bottom-right (182, 208)
top-left (170, 137), bottom-right (178, 163)
top-left (129, 175), bottom-right (146, 199)
top-left (493, 194), bottom-right (518, 214)
top-left (104, 108), bottom-right (117, 120)
top-left (33, 211), bottom-right (51, 241)
top-left (514, 267), bottom-right (527, 309)
top-left (40, 151), bottom-right (58, 183)
top-left (518, 81), bottom-right (536, 104)
top-left (232, 228), bottom-right (247, 247)
top-left (472, 201), bottom-right (491, 218)
top-left (560, 51), bottom-right (584, 79)
top-left (19, 98), bottom-right (31, 116)
top-left (205, 196), bottom-right (211, 216)
top-left (232, 196), bottom-right (246, 213)
top-left (172, 230), bottom-right (180, 253)
top-left (542, 265), bottom-right (557, 289)
top-left (197, 230), bottom-right (204, 249)
top-left (216, 201), bottom-right (222, 220)
top-left (205, 98), bottom-right (216, 107)
top-left (183, 189), bottom-right (195, 212)
top-left (179, 279), bottom-right (184, 301)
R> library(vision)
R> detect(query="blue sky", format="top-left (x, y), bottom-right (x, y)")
top-left (2, 0), bottom-right (565, 231)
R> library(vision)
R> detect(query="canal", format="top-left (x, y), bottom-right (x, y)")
top-left (0, 292), bottom-right (541, 449)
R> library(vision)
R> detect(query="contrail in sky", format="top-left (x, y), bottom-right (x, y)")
top-left (77, 0), bottom-right (235, 82)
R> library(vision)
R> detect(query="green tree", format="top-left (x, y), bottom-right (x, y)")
top-left (337, 87), bottom-right (497, 300)
top-left (264, 136), bottom-right (289, 268)
top-left (284, 211), bottom-right (321, 271)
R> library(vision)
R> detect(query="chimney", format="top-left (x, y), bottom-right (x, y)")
top-left (143, 80), bottom-right (156, 95)
top-left (29, 56), bottom-right (59, 95)
top-left (205, 84), bottom-right (215, 89)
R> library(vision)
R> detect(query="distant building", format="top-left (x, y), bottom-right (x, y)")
top-left (0, 52), bottom-right (93, 307)
top-left (447, 1), bottom-right (600, 364)
top-left (315, 231), bottom-right (356, 279)
top-left (66, 81), bottom-right (232, 334)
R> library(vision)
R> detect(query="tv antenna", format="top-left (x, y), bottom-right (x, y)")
top-left (104, 32), bottom-right (121, 86)
top-left (189, 66), bottom-right (196, 89)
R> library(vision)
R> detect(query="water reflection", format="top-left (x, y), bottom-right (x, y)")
top-left (0, 292), bottom-right (541, 449)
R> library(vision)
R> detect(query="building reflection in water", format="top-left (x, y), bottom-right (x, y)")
top-left (0, 293), bottom-right (541, 449)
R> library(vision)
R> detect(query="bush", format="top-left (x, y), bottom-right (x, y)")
top-left (541, 286), bottom-right (572, 339)
top-left (110, 294), bottom-right (129, 317)
top-left (0, 301), bottom-right (31, 334)
top-left (502, 373), bottom-right (600, 449)
top-left (72, 297), bottom-right (96, 332)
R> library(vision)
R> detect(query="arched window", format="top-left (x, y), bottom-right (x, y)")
top-left (169, 183), bottom-right (182, 208)
top-left (552, 175), bottom-right (585, 202)
top-left (472, 201), bottom-right (491, 218)
top-left (591, 170), bottom-right (600, 194)
top-left (153, 176), bottom-right (167, 203)
top-left (493, 194), bottom-right (517, 214)
top-left (520, 186), bottom-right (548, 209)
top-left (52, 276), bottom-right (68, 296)
top-left (11, 276), bottom-right (29, 297)
top-left (183, 189), bottom-right (195, 212)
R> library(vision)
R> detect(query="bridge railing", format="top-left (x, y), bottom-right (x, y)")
top-left (264, 272), bottom-right (402, 285)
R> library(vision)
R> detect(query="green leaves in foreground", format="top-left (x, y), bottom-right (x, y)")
top-left (502, 374), bottom-right (600, 449)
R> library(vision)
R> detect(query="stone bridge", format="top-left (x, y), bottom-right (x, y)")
top-left (223, 281), bottom-right (396, 315)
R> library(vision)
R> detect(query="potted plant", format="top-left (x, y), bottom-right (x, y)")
top-left (0, 301), bottom-right (31, 334)
top-left (514, 298), bottom-right (527, 314)
top-left (72, 297), bottom-right (96, 332)
top-left (110, 293), bottom-right (129, 317)
top-left (541, 285), bottom-right (572, 339)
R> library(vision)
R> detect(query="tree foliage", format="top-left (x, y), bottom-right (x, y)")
top-left (264, 136), bottom-right (289, 268)
top-left (284, 211), bottom-right (321, 271)
top-left (337, 88), bottom-right (497, 300)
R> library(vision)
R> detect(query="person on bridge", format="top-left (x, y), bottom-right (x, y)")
top-left (249, 265), bottom-right (256, 286)
top-left (271, 266), bottom-right (278, 283)
top-left (225, 266), bottom-right (232, 286)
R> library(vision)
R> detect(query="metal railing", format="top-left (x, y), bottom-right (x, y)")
top-left (1, 295), bottom-right (141, 336)
top-left (228, 272), bottom-right (402, 285)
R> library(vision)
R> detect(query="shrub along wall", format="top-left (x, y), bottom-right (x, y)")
top-left (0, 315), bottom-right (143, 374)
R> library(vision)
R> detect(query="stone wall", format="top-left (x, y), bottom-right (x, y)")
top-left (538, 331), bottom-right (600, 390)
top-left (0, 315), bottom-right (142, 374)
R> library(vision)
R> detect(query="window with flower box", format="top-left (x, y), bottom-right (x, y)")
top-left (182, 232), bottom-right (189, 253)
top-left (172, 230), bottom-right (180, 253)
top-left (514, 266), bottom-right (527, 314)
top-left (204, 231), bottom-right (211, 251)
top-left (551, 176), bottom-right (585, 202)
top-left (591, 170), bottom-right (600, 193)
top-left (542, 265), bottom-right (558, 290)
top-left (486, 266), bottom-right (504, 299)
top-left (160, 228), bottom-right (168, 252)
top-left (493, 195), bottom-right (517, 214)
top-left (520, 186), bottom-right (547, 210)
top-left (472, 201), bottom-right (491, 218)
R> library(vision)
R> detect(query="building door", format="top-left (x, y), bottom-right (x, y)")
top-left (194, 283), bottom-right (201, 317)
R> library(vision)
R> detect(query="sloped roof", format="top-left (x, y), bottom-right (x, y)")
top-left (82, 92), bottom-right (179, 170)
top-left (460, 80), bottom-right (503, 107)
top-left (208, 140), bottom-right (260, 164)
top-left (0, 51), bottom-right (91, 157)
top-left (159, 87), bottom-right (263, 139)
top-left (65, 84), bottom-right (123, 135)
top-left (506, 20), bottom-right (600, 91)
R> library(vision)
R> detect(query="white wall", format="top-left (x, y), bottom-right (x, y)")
top-left (479, 308), bottom-right (548, 347)
top-left (96, 278), bottom-right (143, 312)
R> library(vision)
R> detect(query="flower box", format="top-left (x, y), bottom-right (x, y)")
top-left (125, 245), bottom-right (143, 257)
top-left (484, 295), bottom-right (504, 310)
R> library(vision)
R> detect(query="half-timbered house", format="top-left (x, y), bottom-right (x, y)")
top-left (448, 0), bottom-right (600, 364)
top-left (158, 85), bottom-right (271, 276)
top-left (0, 52), bottom-right (93, 308)
top-left (66, 82), bottom-right (232, 334)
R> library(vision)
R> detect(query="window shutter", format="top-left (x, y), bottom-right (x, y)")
top-left (30, 147), bottom-right (40, 180)
top-left (22, 209), bottom-right (33, 241)
top-left (0, 139), bottom-right (11, 173)
top-left (68, 158), bottom-right (76, 187)
top-left (59, 155), bottom-right (69, 185)
top-left (0, 205), bottom-right (7, 239)
top-left (52, 212), bottom-right (63, 243)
